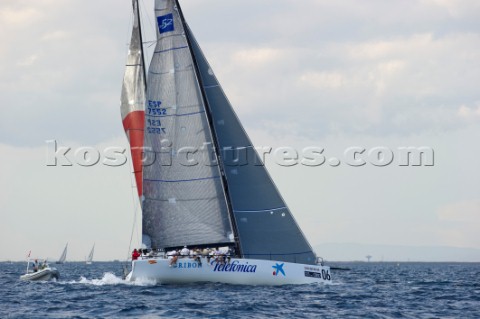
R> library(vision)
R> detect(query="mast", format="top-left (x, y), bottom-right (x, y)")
top-left (134, 0), bottom-right (147, 91)
top-left (174, 0), bottom-right (242, 257)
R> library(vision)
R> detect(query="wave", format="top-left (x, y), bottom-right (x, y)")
top-left (64, 272), bottom-right (157, 286)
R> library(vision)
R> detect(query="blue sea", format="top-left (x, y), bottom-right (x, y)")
top-left (2, 262), bottom-right (479, 318)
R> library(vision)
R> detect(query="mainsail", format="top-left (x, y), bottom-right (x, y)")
top-left (120, 0), bottom-right (146, 198)
top-left (141, 0), bottom-right (234, 249)
top-left (122, 0), bottom-right (317, 265)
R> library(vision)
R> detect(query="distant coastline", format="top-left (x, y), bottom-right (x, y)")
top-left (315, 243), bottom-right (480, 263)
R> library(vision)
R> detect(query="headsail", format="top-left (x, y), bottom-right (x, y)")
top-left (120, 0), bottom-right (146, 197)
top-left (181, 23), bottom-right (317, 264)
top-left (141, 0), bottom-right (235, 249)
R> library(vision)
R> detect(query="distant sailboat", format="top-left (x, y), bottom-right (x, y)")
top-left (56, 243), bottom-right (68, 264)
top-left (86, 244), bottom-right (95, 265)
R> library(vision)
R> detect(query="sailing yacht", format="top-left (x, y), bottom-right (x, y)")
top-left (56, 243), bottom-right (68, 264)
top-left (86, 244), bottom-right (95, 265)
top-left (121, 0), bottom-right (331, 285)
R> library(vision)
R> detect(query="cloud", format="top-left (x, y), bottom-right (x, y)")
top-left (16, 55), bottom-right (38, 67)
top-left (0, 6), bottom-right (42, 26)
top-left (232, 48), bottom-right (284, 67)
top-left (299, 71), bottom-right (347, 90)
top-left (433, 200), bottom-right (480, 248)
top-left (203, 32), bottom-right (480, 141)
top-left (40, 30), bottom-right (69, 41)
top-left (438, 200), bottom-right (480, 223)
top-left (0, 0), bottom-right (131, 147)
top-left (2, 0), bottom-right (480, 147)
top-left (423, 0), bottom-right (480, 17)
top-left (457, 103), bottom-right (480, 120)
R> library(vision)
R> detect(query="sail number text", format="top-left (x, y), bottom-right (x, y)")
top-left (148, 100), bottom-right (167, 116)
top-left (147, 100), bottom-right (167, 134)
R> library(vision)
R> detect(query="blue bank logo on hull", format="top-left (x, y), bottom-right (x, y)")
top-left (272, 263), bottom-right (286, 276)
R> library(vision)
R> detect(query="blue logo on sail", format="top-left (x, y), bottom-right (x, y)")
top-left (157, 13), bottom-right (174, 34)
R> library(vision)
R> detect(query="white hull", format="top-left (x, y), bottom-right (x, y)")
top-left (127, 257), bottom-right (331, 285)
top-left (20, 267), bottom-right (59, 281)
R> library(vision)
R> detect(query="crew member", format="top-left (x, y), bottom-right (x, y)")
top-left (132, 249), bottom-right (141, 261)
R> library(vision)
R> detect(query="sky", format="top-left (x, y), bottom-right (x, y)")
top-left (1, 0), bottom-right (479, 261)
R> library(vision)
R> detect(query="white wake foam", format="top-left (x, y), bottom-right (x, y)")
top-left (67, 272), bottom-right (157, 286)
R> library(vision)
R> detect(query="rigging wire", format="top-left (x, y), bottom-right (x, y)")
top-left (123, 159), bottom-right (141, 277)
top-left (140, 0), bottom-right (156, 71)
top-left (127, 167), bottom-right (140, 258)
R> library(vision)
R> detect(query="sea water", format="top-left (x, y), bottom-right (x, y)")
top-left (2, 262), bottom-right (479, 318)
